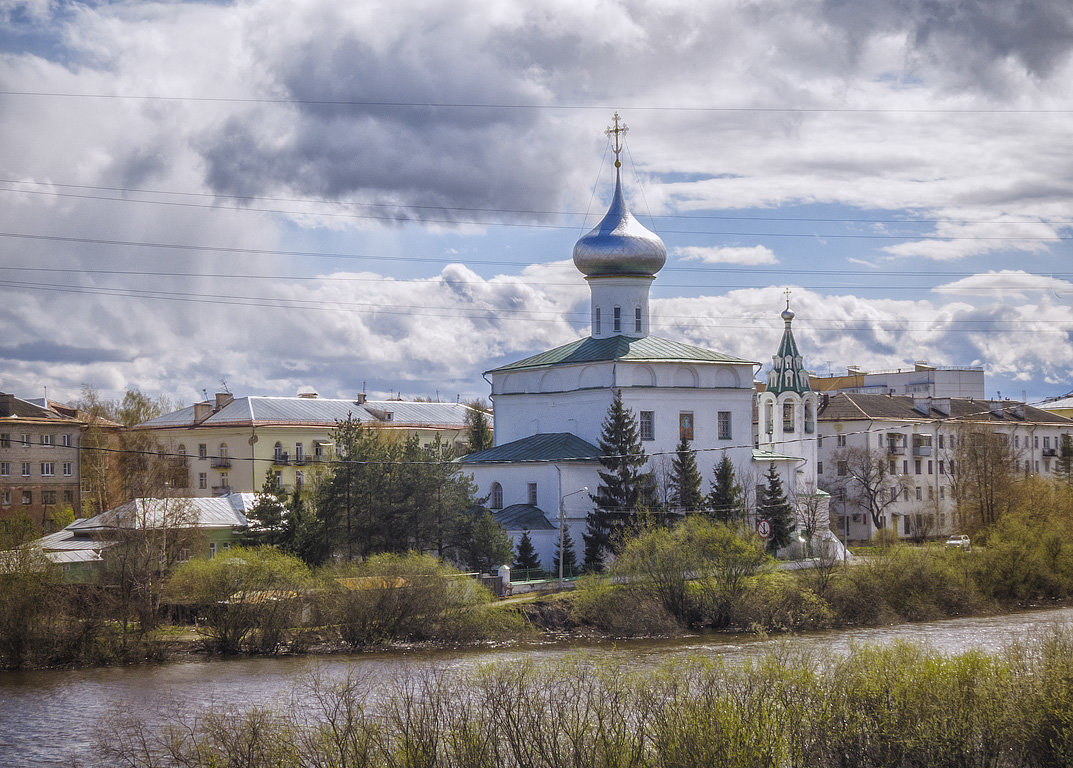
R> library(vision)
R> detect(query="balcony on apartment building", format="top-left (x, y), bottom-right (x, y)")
top-left (273, 452), bottom-right (290, 466)
top-left (210, 457), bottom-right (231, 468)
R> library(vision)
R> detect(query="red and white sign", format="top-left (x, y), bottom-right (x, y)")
top-left (757, 519), bottom-right (772, 539)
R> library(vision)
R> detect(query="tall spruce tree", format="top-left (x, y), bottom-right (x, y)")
top-left (553, 523), bottom-right (578, 578)
top-left (463, 400), bottom-right (493, 454)
top-left (247, 467), bottom-right (290, 547)
top-left (706, 452), bottom-right (744, 523)
top-left (759, 463), bottom-right (795, 552)
top-left (513, 529), bottom-right (542, 574)
top-left (584, 391), bottom-right (650, 570)
top-left (670, 436), bottom-right (703, 514)
top-left (1058, 434), bottom-right (1073, 487)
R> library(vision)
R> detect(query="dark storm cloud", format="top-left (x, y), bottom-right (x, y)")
top-left (821, 0), bottom-right (1073, 91)
top-left (0, 342), bottom-right (130, 364)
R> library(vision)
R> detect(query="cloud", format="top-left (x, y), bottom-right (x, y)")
top-left (675, 245), bottom-right (778, 265)
top-left (933, 270), bottom-right (1073, 299)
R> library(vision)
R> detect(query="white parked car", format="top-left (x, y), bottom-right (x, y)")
top-left (945, 534), bottom-right (971, 550)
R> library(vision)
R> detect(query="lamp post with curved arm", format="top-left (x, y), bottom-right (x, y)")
top-left (559, 486), bottom-right (588, 587)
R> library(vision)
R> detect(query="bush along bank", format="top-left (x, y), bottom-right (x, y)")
top-left (538, 514), bottom-right (1073, 637)
top-left (92, 627), bottom-right (1073, 768)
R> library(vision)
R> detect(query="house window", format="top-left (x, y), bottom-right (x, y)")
top-left (41, 434), bottom-right (52, 447)
top-left (20, 434), bottom-right (30, 446)
top-left (63, 462), bottom-right (72, 476)
top-left (0, 462), bottom-right (7, 477)
top-left (62, 433), bottom-right (71, 447)
top-left (679, 411), bottom-right (694, 441)
top-left (21, 462), bottom-right (31, 477)
top-left (527, 482), bottom-right (538, 506)
top-left (63, 490), bottom-right (73, 504)
top-left (22, 490), bottom-right (32, 505)
top-left (836, 460), bottom-right (848, 477)
top-left (1, 491), bottom-right (9, 505)
top-left (635, 306), bottom-right (642, 333)
top-left (209, 542), bottom-right (217, 558)
top-left (0, 434), bottom-right (8, 448)
top-left (837, 434), bottom-right (847, 447)
top-left (718, 411), bottom-right (732, 440)
top-left (198, 444), bottom-right (207, 459)
top-left (639, 411), bottom-right (654, 441)
top-left (41, 463), bottom-right (55, 476)
top-left (613, 306), bottom-right (621, 332)
top-left (178, 548), bottom-right (191, 563)
top-left (594, 307), bottom-right (601, 335)
top-left (198, 473), bottom-right (207, 489)
top-left (490, 482), bottom-right (503, 510)
top-left (42, 490), bottom-right (57, 505)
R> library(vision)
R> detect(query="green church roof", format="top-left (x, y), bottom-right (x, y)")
top-left (488, 335), bottom-right (754, 375)
top-left (458, 432), bottom-right (602, 464)
top-left (766, 306), bottom-right (811, 396)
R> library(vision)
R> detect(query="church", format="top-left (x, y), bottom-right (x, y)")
top-left (460, 118), bottom-right (828, 568)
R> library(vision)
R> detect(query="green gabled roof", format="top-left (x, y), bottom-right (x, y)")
top-left (488, 335), bottom-right (754, 374)
top-left (458, 432), bottom-right (601, 464)
top-left (494, 504), bottom-right (556, 531)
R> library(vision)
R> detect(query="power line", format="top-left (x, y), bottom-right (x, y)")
top-left (4, 90), bottom-right (1073, 114)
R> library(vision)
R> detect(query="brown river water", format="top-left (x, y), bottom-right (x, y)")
top-left (2, 606), bottom-right (1072, 767)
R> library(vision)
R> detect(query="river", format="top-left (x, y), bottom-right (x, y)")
top-left (2, 606), bottom-right (1072, 767)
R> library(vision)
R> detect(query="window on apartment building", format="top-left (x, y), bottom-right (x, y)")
top-left (1044, 436), bottom-right (1051, 449)
top-left (718, 411), bottom-right (732, 440)
top-left (527, 482), bottom-right (538, 506)
top-left (1025, 460), bottom-right (1031, 474)
top-left (914, 460), bottom-right (921, 475)
top-left (295, 443), bottom-right (303, 462)
top-left (42, 490), bottom-right (57, 505)
top-left (817, 435), bottom-right (823, 448)
top-left (1044, 460), bottom-right (1051, 473)
top-left (198, 444), bottom-right (207, 459)
top-left (198, 473), bottom-right (207, 490)
top-left (635, 306), bottom-right (642, 333)
top-left (219, 442), bottom-right (229, 458)
top-left (903, 460), bottom-right (909, 474)
top-left (817, 462), bottom-right (823, 475)
top-left (915, 487), bottom-right (922, 501)
top-left (63, 462), bottom-right (72, 476)
top-left (939, 460), bottom-right (945, 474)
top-left (21, 462), bottom-right (30, 477)
top-left (639, 411), bottom-right (654, 441)
top-left (1034, 436), bottom-right (1039, 449)
top-left (889, 459), bottom-right (896, 475)
top-left (836, 434), bottom-right (847, 447)
top-left (927, 460), bottom-right (933, 474)
top-left (903, 488), bottom-right (909, 502)
top-left (938, 434), bottom-right (944, 449)
top-left (1, 491), bottom-right (9, 506)
top-left (0, 433), bottom-right (8, 448)
top-left (63, 490), bottom-right (73, 504)
top-left (680, 411), bottom-right (694, 441)
top-left (19, 434), bottom-right (30, 446)
top-left (41, 434), bottom-right (52, 447)
top-left (594, 307), bottom-right (601, 335)
top-left (890, 488), bottom-right (899, 503)
top-left (0, 462), bottom-right (7, 477)
top-left (22, 490), bottom-right (32, 505)
top-left (41, 463), bottom-right (54, 476)
top-left (1035, 461), bottom-right (1040, 473)
top-left (1015, 435), bottom-right (1021, 448)
top-left (928, 486), bottom-right (934, 500)
top-left (837, 460), bottom-right (848, 477)
top-left (613, 306), bottom-right (621, 332)
top-left (940, 486), bottom-right (945, 499)
top-left (490, 482), bottom-right (503, 510)
top-left (62, 433), bottom-right (71, 447)
top-left (295, 471), bottom-right (303, 489)
top-left (274, 471), bottom-right (282, 487)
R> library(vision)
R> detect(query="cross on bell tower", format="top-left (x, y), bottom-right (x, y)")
top-left (605, 112), bottom-right (628, 168)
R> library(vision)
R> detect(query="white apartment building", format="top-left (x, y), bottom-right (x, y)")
top-left (811, 363), bottom-right (985, 399)
top-left (817, 393), bottom-right (1073, 542)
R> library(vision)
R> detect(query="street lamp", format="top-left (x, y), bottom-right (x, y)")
top-left (559, 486), bottom-right (588, 587)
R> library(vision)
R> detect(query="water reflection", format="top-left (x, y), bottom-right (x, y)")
top-left (2, 606), bottom-right (1071, 766)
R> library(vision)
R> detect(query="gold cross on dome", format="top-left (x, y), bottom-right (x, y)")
top-left (784, 288), bottom-right (792, 309)
top-left (605, 112), bottom-right (628, 168)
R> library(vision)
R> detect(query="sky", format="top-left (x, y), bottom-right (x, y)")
top-left (2, 0), bottom-right (1073, 409)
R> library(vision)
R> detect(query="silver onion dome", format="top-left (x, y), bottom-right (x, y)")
top-left (573, 169), bottom-right (667, 277)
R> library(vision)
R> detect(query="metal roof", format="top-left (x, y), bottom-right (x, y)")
top-left (818, 393), bottom-right (1073, 425)
top-left (459, 433), bottom-right (601, 464)
top-left (493, 504), bottom-right (557, 531)
top-left (137, 397), bottom-right (474, 430)
top-left (67, 493), bottom-right (253, 533)
top-left (488, 335), bottom-right (754, 375)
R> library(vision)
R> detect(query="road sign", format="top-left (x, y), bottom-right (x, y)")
top-left (757, 519), bottom-right (772, 539)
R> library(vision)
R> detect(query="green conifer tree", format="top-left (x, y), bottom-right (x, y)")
top-left (463, 401), bottom-right (493, 454)
top-left (758, 463), bottom-right (795, 552)
top-left (706, 452), bottom-right (744, 523)
top-left (513, 529), bottom-right (542, 575)
top-left (670, 436), bottom-right (703, 513)
top-left (247, 467), bottom-right (290, 546)
top-left (1058, 434), bottom-right (1073, 486)
top-left (585, 391), bottom-right (650, 570)
top-left (553, 523), bottom-right (578, 578)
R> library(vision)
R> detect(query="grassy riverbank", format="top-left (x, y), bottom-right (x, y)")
top-left (88, 626), bottom-right (1073, 768)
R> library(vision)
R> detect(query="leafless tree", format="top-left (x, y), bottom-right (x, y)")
top-left (826, 447), bottom-right (912, 531)
top-left (945, 425), bottom-right (1019, 533)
